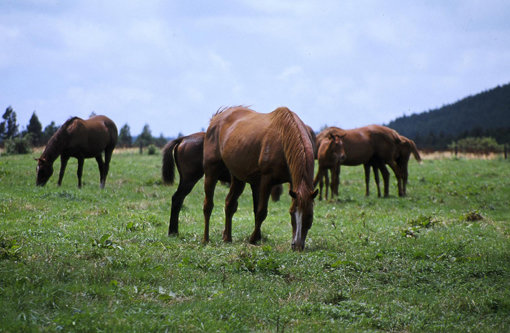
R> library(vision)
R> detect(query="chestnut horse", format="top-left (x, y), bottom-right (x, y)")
top-left (36, 115), bottom-right (118, 188)
top-left (313, 132), bottom-right (346, 200)
top-left (371, 134), bottom-right (421, 197)
top-left (203, 106), bottom-right (317, 251)
top-left (317, 125), bottom-right (403, 197)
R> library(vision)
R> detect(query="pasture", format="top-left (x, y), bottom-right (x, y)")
top-left (1, 150), bottom-right (509, 332)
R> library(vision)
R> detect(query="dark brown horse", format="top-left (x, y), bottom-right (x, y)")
top-left (316, 125), bottom-right (402, 197)
top-left (313, 132), bottom-right (346, 200)
top-left (36, 115), bottom-right (118, 188)
top-left (162, 132), bottom-right (228, 235)
top-left (371, 134), bottom-right (421, 197)
top-left (203, 106), bottom-right (317, 251)
top-left (162, 132), bottom-right (284, 235)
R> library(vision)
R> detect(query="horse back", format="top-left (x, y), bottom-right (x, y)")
top-left (212, 108), bottom-right (274, 180)
top-left (65, 116), bottom-right (117, 156)
top-left (340, 128), bottom-right (374, 165)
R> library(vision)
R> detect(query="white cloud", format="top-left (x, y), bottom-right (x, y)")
top-left (2, 0), bottom-right (510, 137)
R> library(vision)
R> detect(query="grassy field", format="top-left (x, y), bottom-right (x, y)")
top-left (1, 150), bottom-right (509, 332)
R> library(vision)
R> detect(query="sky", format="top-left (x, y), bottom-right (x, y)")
top-left (1, 0), bottom-right (510, 138)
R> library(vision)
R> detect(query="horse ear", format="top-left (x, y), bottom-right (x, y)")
top-left (312, 189), bottom-right (319, 199)
top-left (289, 190), bottom-right (297, 199)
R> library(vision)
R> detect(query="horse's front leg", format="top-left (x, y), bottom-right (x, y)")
top-left (77, 157), bottom-right (84, 188)
top-left (333, 165), bottom-right (341, 197)
top-left (57, 155), bottom-right (70, 186)
top-left (249, 179), bottom-right (271, 244)
top-left (313, 167), bottom-right (324, 201)
top-left (95, 154), bottom-right (105, 189)
top-left (223, 177), bottom-right (245, 242)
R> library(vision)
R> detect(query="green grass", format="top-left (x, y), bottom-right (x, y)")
top-left (1, 151), bottom-right (509, 332)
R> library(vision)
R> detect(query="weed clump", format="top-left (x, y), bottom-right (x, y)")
top-left (464, 210), bottom-right (483, 222)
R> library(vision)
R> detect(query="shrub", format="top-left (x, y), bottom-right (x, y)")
top-left (4, 135), bottom-right (32, 155)
top-left (449, 137), bottom-right (503, 155)
top-left (147, 144), bottom-right (158, 155)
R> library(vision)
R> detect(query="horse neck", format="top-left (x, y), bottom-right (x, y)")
top-left (272, 109), bottom-right (315, 192)
top-left (41, 129), bottom-right (67, 163)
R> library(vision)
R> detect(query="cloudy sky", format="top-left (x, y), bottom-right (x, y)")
top-left (1, 0), bottom-right (509, 138)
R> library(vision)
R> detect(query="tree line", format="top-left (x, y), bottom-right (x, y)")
top-left (386, 82), bottom-right (510, 150)
top-left (0, 107), bottom-right (171, 154)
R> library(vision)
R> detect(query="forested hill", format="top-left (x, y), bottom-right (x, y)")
top-left (386, 82), bottom-right (510, 149)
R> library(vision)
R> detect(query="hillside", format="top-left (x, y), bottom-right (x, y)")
top-left (386, 83), bottom-right (510, 149)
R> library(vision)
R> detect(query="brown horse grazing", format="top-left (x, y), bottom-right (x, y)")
top-left (371, 134), bottom-right (421, 197)
top-left (313, 132), bottom-right (346, 200)
top-left (203, 106), bottom-right (317, 251)
top-left (317, 125), bottom-right (403, 197)
top-left (36, 115), bottom-right (118, 189)
top-left (162, 132), bottom-right (283, 235)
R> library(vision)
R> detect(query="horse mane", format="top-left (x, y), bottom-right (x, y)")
top-left (213, 105), bottom-right (251, 116)
top-left (270, 107), bottom-right (315, 191)
top-left (41, 117), bottom-right (81, 162)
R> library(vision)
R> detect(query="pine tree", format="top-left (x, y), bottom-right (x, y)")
top-left (27, 112), bottom-right (43, 146)
top-left (135, 124), bottom-right (153, 147)
top-left (42, 121), bottom-right (59, 145)
top-left (118, 124), bottom-right (132, 147)
top-left (0, 106), bottom-right (19, 141)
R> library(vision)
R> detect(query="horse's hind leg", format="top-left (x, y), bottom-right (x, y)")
top-left (95, 155), bottom-right (106, 189)
top-left (102, 148), bottom-right (114, 188)
top-left (324, 169), bottom-right (330, 200)
top-left (223, 177), bottom-right (246, 242)
top-left (77, 157), bottom-right (85, 188)
top-left (379, 164), bottom-right (390, 197)
top-left (363, 163), bottom-right (371, 196)
top-left (372, 165), bottom-right (381, 197)
top-left (387, 160), bottom-right (404, 197)
top-left (58, 155), bottom-right (70, 186)
top-left (249, 178), bottom-right (271, 244)
top-left (168, 176), bottom-right (199, 235)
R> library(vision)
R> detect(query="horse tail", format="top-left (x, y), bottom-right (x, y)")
top-left (162, 138), bottom-right (183, 185)
top-left (409, 139), bottom-right (422, 163)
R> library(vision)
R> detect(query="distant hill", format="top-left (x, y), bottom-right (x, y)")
top-left (386, 83), bottom-right (510, 149)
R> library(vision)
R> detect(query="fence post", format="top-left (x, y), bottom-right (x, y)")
top-left (505, 144), bottom-right (508, 159)
top-left (454, 145), bottom-right (458, 157)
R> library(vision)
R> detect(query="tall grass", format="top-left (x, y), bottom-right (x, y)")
top-left (1, 151), bottom-right (509, 332)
